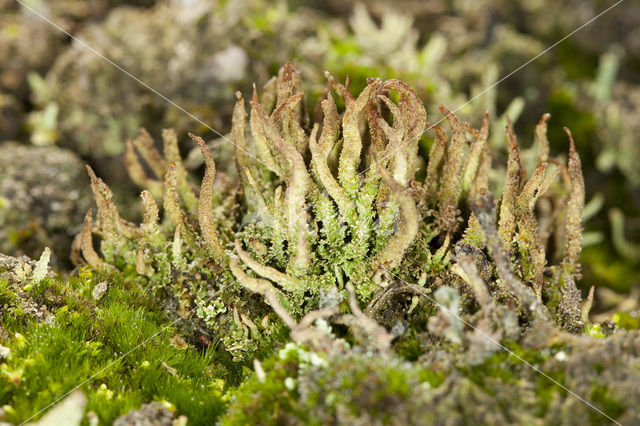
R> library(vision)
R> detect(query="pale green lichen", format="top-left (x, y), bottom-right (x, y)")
top-left (30, 247), bottom-right (50, 285)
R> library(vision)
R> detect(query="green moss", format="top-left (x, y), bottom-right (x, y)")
top-left (0, 267), bottom-right (233, 424)
top-left (0, 278), bottom-right (16, 306)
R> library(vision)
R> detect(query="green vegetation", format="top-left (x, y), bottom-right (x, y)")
top-left (0, 259), bottom-right (233, 424)
top-left (3, 64), bottom-right (636, 424)
top-left (1, 1), bottom-right (640, 424)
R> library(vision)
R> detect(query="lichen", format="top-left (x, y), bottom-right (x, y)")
top-left (3, 62), bottom-right (639, 424)
top-left (72, 63), bottom-right (592, 366)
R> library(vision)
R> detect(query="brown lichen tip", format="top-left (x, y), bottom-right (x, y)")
top-left (140, 190), bottom-right (165, 247)
top-left (498, 121), bottom-right (524, 250)
top-left (424, 121), bottom-right (447, 202)
top-left (271, 93), bottom-right (304, 122)
top-left (162, 162), bottom-right (184, 230)
top-left (467, 111), bottom-right (491, 197)
top-left (438, 105), bottom-right (453, 118)
top-left (80, 209), bottom-right (107, 270)
top-left (125, 139), bottom-right (148, 186)
top-left (133, 128), bottom-right (167, 179)
top-left (249, 85), bottom-right (282, 176)
top-left (232, 91), bottom-right (248, 173)
top-left (86, 164), bottom-right (138, 239)
top-left (339, 81), bottom-right (379, 196)
top-left (189, 133), bottom-right (226, 263)
top-left (535, 113), bottom-right (551, 163)
top-left (161, 128), bottom-right (198, 211)
top-left (324, 70), bottom-right (353, 104)
top-left (436, 105), bottom-right (466, 234)
top-left (471, 191), bottom-right (547, 319)
top-left (563, 126), bottom-right (585, 273)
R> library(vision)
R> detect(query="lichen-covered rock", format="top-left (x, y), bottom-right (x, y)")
top-left (0, 142), bottom-right (90, 263)
top-left (0, 3), bottom-right (64, 96)
top-left (113, 402), bottom-right (175, 426)
top-left (0, 3), bottom-right (64, 140)
top-left (0, 250), bottom-right (55, 324)
top-left (0, 1), bottom-right (158, 140)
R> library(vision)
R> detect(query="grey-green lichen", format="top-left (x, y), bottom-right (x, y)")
top-left (222, 329), bottom-right (640, 425)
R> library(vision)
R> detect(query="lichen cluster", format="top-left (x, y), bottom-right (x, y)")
top-left (0, 0), bottom-right (639, 423)
top-left (8, 0), bottom-right (640, 295)
top-left (1, 62), bottom-right (639, 425)
top-left (75, 63), bottom-right (588, 361)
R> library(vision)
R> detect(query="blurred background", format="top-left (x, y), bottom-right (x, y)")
top-left (0, 0), bottom-right (638, 316)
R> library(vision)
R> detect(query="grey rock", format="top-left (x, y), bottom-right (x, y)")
top-left (113, 402), bottom-right (175, 426)
top-left (0, 142), bottom-right (90, 263)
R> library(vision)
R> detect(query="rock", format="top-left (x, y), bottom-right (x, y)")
top-left (0, 3), bottom-right (64, 140)
top-left (92, 281), bottom-right (108, 300)
top-left (113, 402), bottom-right (175, 426)
top-left (0, 142), bottom-right (90, 263)
top-left (0, 1), bottom-right (158, 141)
top-left (0, 252), bottom-right (54, 324)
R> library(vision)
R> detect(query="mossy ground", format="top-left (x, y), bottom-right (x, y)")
top-left (0, 265), bottom-right (239, 424)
